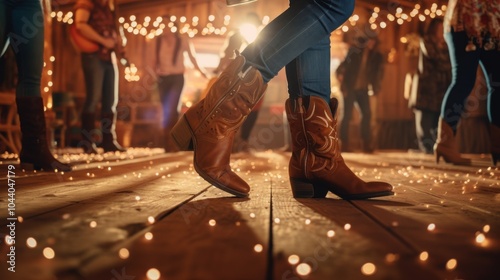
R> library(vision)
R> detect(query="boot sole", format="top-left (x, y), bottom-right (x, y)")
top-left (290, 178), bottom-right (394, 200)
top-left (171, 116), bottom-right (249, 198)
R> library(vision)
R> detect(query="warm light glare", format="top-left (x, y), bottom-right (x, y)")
top-left (209, 219), bottom-right (216, 226)
top-left (26, 237), bottom-right (37, 248)
top-left (483, 225), bottom-right (490, 233)
top-left (475, 233), bottom-right (486, 243)
top-left (148, 216), bottom-right (155, 224)
top-left (446, 259), bottom-right (457, 270)
top-left (327, 230), bottom-right (335, 237)
top-left (419, 251), bottom-right (429, 261)
top-left (296, 263), bottom-right (312, 276)
top-left (361, 263), bottom-right (376, 275)
top-left (344, 223), bottom-right (351, 230)
top-left (118, 248), bottom-right (130, 259)
top-left (254, 244), bottom-right (263, 253)
top-left (144, 232), bottom-right (153, 240)
top-left (288, 254), bottom-right (300, 265)
top-left (43, 247), bottom-right (55, 259)
top-left (427, 223), bottom-right (436, 231)
top-left (146, 268), bottom-right (161, 280)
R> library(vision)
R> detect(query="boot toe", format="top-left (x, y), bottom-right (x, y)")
top-left (200, 168), bottom-right (250, 197)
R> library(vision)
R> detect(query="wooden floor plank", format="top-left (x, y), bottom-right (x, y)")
top-left (79, 153), bottom-right (274, 280)
top-left (0, 153), bottom-right (208, 280)
top-left (0, 150), bottom-right (498, 280)
top-left (266, 152), bottom-right (444, 280)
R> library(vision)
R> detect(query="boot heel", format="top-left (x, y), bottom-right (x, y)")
top-left (171, 116), bottom-right (194, 151)
top-left (290, 178), bottom-right (328, 198)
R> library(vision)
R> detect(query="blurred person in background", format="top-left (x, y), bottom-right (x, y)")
top-left (154, 18), bottom-right (208, 152)
top-left (408, 18), bottom-right (451, 154)
top-left (1, 0), bottom-right (71, 171)
top-left (336, 34), bottom-right (385, 153)
top-left (74, 0), bottom-right (127, 153)
top-left (435, 0), bottom-right (500, 165)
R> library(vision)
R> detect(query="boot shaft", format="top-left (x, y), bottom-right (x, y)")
top-left (286, 96), bottom-right (341, 159)
top-left (286, 96), bottom-right (342, 178)
top-left (185, 54), bottom-right (267, 143)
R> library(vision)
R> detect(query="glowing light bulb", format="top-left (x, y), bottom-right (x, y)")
top-left (446, 259), bottom-right (457, 270)
top-left (296, 263), bottom-right (312, 276)
top-left (419, 251), bottom-right (429, 261)
top-left (254, 244), bottom-right (263, 253)
top-left (146, 268), bottom-right (161, 280)
top-left (288, 255), bottom-right (300, 265)
top-left (26, 237), bottom-right (37, 248)
top-left (361, 263), bottom-right (376, 275)
top-left (43, 247), bottom-right (55, 259)
top-left (427, 223), bottom-right (436, 231)
top-left (118, 248), bottom-right (129, 259)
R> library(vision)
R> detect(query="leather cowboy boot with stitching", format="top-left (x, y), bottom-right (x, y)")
top-left (171, 52), bottom-right (267, 197)
top-left (286, 95), bottom-right (393, 199)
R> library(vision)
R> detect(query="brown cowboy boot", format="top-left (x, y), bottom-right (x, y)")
top-left (171, 53), bottom-right (267, 197)
top-left (489, 124), bottom-right (500, 166)
top-left (286, 96), bottom-right (393, 199)
top-left (16, 96), bottom-right (72, 172)
top-left (434, 118), bottom-right (470, 165)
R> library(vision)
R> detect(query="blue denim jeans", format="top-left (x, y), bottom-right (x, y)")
top-left (241, 0), bottom-right (354, 102)
top-left (1, 0), bottom-right (45, 97)
top-left (441, 30), bottom-right (500, 129)
top-left (158, 74), bottom-right (184, 128)
top-left (81, 53), bottom-right (119, 116)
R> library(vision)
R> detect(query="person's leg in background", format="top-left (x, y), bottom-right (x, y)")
top-left (355, 89), bottom-right (373, 153)
top-left (233, 107), bottom-right (261, 153)
top-left (479, 47), bottom-right (500, 165)
top-left (100, 59), bottom-right (125, 152)
top-left (158, 74), bottom-right (184, 152)
top-left (80, 53), bottom-right (104, 154)
top-left (415, 109), bottom-right (439, 154)
top-left (414, 109), bottom-right (426, 152)
top-left (284, 35), bottom-right (392, 199)
top-left (4, 0), bottom-right (70, 171)
top-left (435, 30), bottom-right (477, 165)
top-left (340, 92), bottom-right (354, 152)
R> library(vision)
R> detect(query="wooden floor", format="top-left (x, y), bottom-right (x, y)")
top-left (0, 149), bottom-right (499, 280)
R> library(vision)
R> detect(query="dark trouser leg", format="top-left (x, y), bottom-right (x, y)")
top-left (158, 74), bottom-right (184, 152)
top-left (340, 92), bottom-right (355, 151)
top-left (356, 89), bottom-right (372, 152)
top-left (441, 31), bottom-right (479, 133)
